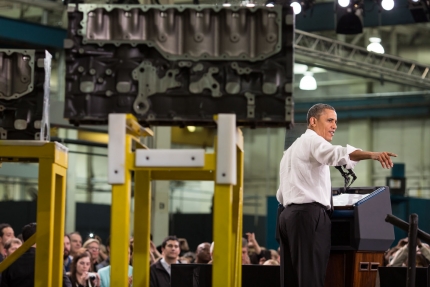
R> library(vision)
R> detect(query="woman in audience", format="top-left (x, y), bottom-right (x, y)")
top-left (69, 248), bottom-right (101, 287)
top-left (83, 239), bottom-right (101, 271)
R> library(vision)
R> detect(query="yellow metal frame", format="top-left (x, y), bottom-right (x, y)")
top-left (109, 115), bottom-right (244, 287)
top-left (0, 141), bottom-right (68, 287)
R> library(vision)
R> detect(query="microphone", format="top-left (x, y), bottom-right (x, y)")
top-left (335, 165), bottom-right (357, 191)
top-left (346, 168), bottom-right (357, 187)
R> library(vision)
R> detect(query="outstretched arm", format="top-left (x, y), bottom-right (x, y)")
top-left (349, 150), bottom-right (397, 169)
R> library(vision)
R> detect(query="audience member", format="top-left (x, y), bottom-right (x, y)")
top-left (70, 232), bottom-right (83, 258)
top-left (246, 232), bottom-right (271, 265)
top-left (4, 238), bottom-right (22, 257)
top-left (96, 236), bottom-right (110, 271)
top-left (97, 243), bottom-right (133, 287)
top-left (150, 240), bottom-right (162, 264)
top-left (269, 249), bottom-right (279, 262)
top-left (0, 224), bottom-right (14, 262)
top-left (83, 239), bottom-right (101, 272)
top-left (64, 234), bottom-right (73, 272)
top-left (94, 235), bottom-right (108, 262)
top-left (68, 248), bottom-right (101, 287)
top-left (178, 238), bottom-right (189, 256)
top-left (150, 236), bottom-right (181, 287)
top-left (195, 242), bottom-right (211, 264)
top-left (181, 252), bottom-right (196, 264)
top-left (208, 242), bottom-right (214, 264)
top-left (241, 238), bottom-right (250, 265)
top-left (384, 237), bottom-right (408, 266)
top-left (388, 238), bottom-right (430, 267)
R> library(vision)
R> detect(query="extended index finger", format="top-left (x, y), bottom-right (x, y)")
top-left (387, 152), bottom-right (397, 157)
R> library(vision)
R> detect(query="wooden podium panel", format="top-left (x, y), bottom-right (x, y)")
top-left (325, 251), bottom-right (384, 287)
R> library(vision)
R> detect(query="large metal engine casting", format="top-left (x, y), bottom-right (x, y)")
top-left (0, 49), bottom-right (49, 140)
top-left (65, 4), bottom-right (294, 127)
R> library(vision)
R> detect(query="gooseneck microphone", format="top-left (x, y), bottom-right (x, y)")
top-left (335, 165), bottom-right (357, 191)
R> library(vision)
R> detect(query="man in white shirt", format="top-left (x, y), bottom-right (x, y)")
top-left (276, 103), bottom-right (396, 287)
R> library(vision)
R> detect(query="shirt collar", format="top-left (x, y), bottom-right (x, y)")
top-left (305, 128), bottom-right (317, 136)
top-left (160, 258), bottom-right (179, 276)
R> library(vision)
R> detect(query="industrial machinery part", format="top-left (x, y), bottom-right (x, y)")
top-left (0, 49), bottom-right (50, 140)
top-left (64, 4), bottom-right (294, 127)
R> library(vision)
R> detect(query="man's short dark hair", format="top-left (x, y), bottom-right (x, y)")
top-left (307, 103), bottom-right (335, 125)
top-left (161, 235), bottom-right (179, 249)
top-left (69, 231), bottom-right (81, 237)
top-left (0, 223), bottom-right (12, 237)
top-left (22, 223), bottom-right (37, 242)
top-left (242, 237), bottom-right (248, 248)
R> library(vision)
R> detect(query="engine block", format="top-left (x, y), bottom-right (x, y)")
top-left (65, 4), bottom-right (294, 127)
top-left (0, 49), bottom-right (49, 140)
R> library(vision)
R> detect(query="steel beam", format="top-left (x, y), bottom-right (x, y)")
top-left (0, 16), bottom-right (66, 48)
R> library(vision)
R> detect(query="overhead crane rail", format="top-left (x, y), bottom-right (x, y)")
top-left (295, 29), bottom-right (430, 89)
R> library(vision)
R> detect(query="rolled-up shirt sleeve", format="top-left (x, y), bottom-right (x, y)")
top-left (310, 136), bottom-right (361, 169)
top-left (345, 144), bottom-right (360, 169)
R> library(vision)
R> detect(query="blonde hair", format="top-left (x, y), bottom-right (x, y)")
top-left (4, 238), bottom-right (22, 251)
top-left (83, 238), bottom-right (100, 248)
top-left (263, 259), bottom-right (280, 266)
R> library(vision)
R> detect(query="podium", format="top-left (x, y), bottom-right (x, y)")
top-left (325, 186), bottom-right (395, 287)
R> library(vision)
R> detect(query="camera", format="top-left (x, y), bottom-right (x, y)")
top-left (88, 273), bottom-right (97, 280)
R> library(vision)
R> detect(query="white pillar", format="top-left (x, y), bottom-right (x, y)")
top-left (348, 119), bottom-right (372, 186)
top-left (151, 126), bottom-right (171, 245)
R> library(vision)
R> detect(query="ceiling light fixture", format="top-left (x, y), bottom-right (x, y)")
top-left (290, 2), bottom-right (302, 14)
top-left (367, 37), bottom-right (385, 54)
top-left (338, 0), bottom-right (350, 7)
top-left (381, 0), bottom-right (394, 10)
top-left (187, 126), bottom-right (196, 132)
top-left (299, 71), bottom-right (317, 90)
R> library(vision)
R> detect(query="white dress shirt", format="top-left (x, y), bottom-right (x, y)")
top-left (276, 129), bottom-right (360, 209)
top-left (160, 258), bottom-right (180, 276)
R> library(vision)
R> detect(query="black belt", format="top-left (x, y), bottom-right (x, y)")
top-left (287, 202), bottom-right (329, 211)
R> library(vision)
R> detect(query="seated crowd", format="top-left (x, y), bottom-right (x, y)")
top-left (0, 223), bottom-right (279, 287)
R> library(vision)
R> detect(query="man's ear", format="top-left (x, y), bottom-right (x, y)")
top-left (309, 117), bottom-right (316, 126)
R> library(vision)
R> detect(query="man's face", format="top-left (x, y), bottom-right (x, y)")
top-left (0, 227), bottom-right (15, 247)
top-left (64, 236), bottom-right (71, 258)
top-left (70, 234), bottom-right (82, 254)
top-left (241, 247), bottom-right (249, 264)
top-left (162, 240), bottom-right (180, 261)
top-left (196, 243), bottom-right (211, 262)
top-left (6, 242), bottom-right (21, 256)
top-left (310, 109), bottom-right (337, 142)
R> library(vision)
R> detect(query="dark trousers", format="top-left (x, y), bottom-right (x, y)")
top-left (278, 203), bottom-right (331, 287)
